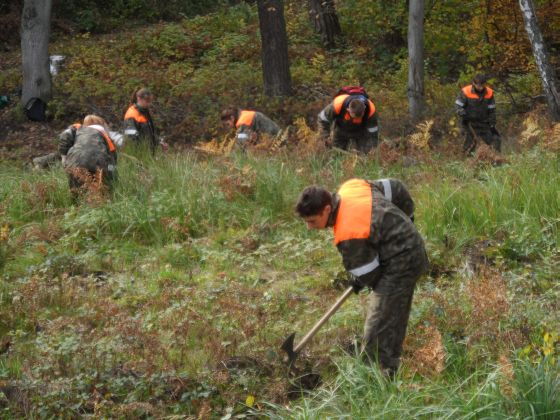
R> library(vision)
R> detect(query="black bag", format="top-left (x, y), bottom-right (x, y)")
top-left (24, 97), bottom-right (47, 122)
top-left (0, 95), bottom-right (9, 110)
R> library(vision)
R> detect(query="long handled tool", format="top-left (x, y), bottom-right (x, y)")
top-left (281, 286), bottom-right (355, 367)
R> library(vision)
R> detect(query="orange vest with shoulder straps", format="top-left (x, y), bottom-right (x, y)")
top-left (124, 105), bottom-right (148, 124)
top-left (334, 179), bottom-right (373, 245)
top-left (236, 110), bottom-right (256, 128)
top-left (462, 85), bottom-right (493, 100)
top-left (333, 94), bottom-right (376, 124)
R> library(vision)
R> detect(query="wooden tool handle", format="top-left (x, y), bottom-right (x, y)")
top-left (294, 286), bottom-right (354, 353)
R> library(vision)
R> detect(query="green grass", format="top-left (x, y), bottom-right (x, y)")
top-left (1, 147), bottom-right (559, 417)
top-left (266, 357), bottom-right (560, 419)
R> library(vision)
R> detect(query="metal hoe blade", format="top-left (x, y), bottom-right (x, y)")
top-left (281, 332), bottom-right (298, 366)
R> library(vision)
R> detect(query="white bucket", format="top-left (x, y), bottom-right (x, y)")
top-left (49, 55), bottom-right (66, 76)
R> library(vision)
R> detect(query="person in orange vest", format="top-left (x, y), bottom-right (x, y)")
top-left (318, 86), bottom-right (379, 154)
top-left (220, 108), bottom-right (280, 146)
top-left (59, 115), bottom-right (118, 193)
top-left (295, 178), bottom-right (428, 376)
top-left (455, 74), bottom-right (500, 153)
top-left (123, 88), bottom-right (167, 153)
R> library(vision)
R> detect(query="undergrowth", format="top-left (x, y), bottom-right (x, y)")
top-left (0, 144), bottom-right (559, 417)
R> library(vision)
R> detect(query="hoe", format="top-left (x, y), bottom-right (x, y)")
top-left (281, 286), bottom-right (354, 368)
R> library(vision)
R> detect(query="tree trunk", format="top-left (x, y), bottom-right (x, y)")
top-left (519, 0), bottom-right (560, 121)
top-left (307, 0), bottom-right (342, 49)
top-left (407, 0), bottom-right (425, 122)
top-left (257, 0), bottom-right (292, 97)
top-left (21, 0), bottom-right (53, 106)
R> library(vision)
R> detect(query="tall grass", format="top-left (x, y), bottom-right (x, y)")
top-left (266, 357), bottom-right (560, 419)
top-left (1, 149), bottom-right (558, 261)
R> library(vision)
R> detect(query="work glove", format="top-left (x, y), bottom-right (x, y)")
top-left (61, 155), bottom-right (67, 166)
top-left (457, 108), bottom-right (467, 117)
top-left (348, 274), bottom-right (365, 294)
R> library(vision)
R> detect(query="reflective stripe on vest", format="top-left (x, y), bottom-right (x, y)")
top-left (380, 179), bottom-right (392, 201)
top-left (124, 105), bottom-right (148, 124)
top-left (88, 125), bottom-right (117, 153)
top-left (236, 110), bottom-right (256, 128)
top-left (462, 85), bottom-right (494, 100)
top-left (333, 95), bottom-right (376, 124)
top-left (333, 179), bottom-right (372, 245)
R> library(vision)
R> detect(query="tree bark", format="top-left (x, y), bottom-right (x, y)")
top-left (257, 0), bottom-right (292, 97)
top-left (21, 0), bottom-right (53, 106)
top-left (519, 0), bottom-right (560, 121)
top-left (307, 0), bottom-right (342, 49)
top-left (407, 0), bottom-right (425, 122)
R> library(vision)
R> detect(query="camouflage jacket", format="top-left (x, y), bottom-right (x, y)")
top-left (455, 85), bottom-right (496, 125)
top-left (63, 126), bottom-right (117, 173)
top-left (236, 110), bottom-right (280, 143)
top-left (327, 179), bottom-right (427, 294)
top-left (123, 104), bottom-right (158, 149)
top-left (318, 94), bottom-right (379, 141)
top-left (371, 178), bottom-right (415, 220)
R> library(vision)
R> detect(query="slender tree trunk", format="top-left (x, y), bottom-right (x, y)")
top-left (21, 0), bottom-right (52, 106)
top-left (519, 0), bottom-right (560, 121)
top-left (407, 0), bottom-right (425, 122)
top-left (307, 0), bottom-right (342, 49)
top-left (257, 0), bottom-right (292, 96)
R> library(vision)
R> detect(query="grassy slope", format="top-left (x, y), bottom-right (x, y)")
top-left (1, 2), bottom-right (559, 418)
top-left (1, 144), bottom-right (559, 417)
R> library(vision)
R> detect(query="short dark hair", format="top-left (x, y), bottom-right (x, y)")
top-left (295, 186), bottom-right (332, 217)
top-left (348, 99), bottom-right (365, 116)
top-left (220, 108), bottom-right (238, 121)
top-left (473, 74), bottom-right (488, 85)
top-left (131, 87), bottom-right (152, 104)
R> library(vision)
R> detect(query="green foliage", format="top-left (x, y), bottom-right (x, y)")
top-left (1, 147), bottom-right (559, 416)
top-left (54, 0), bottom-right (229, 32)
top-left (268, 357), bottom-right (560, 419)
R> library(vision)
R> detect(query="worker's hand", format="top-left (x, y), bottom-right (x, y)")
top-left (457, 108), bottom-right (467, 117)
top-left (348, 275), bottom-right (365, 294)
top-left (61, 155), bottom-right (67, 166)
top-left (160, 140), bottom-right (169, 152)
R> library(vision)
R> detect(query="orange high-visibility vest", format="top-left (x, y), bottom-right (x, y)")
top-left (462, 85), bottom-right (494, 100)
top-left (236, 110), bottom-right (256, 128)
top-left (124, 105), bottom-right (148, 124)
top-left (333, 94), bottom-right (376, 124)
top-left (333, 179), bottom-right (372, 245)
top-left (88, 126), bottom-right (117, 153)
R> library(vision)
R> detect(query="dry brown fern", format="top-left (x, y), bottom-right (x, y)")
top-left (404, 325), bottom-right (445, 377)
top-left (542, 123), bottom-right (560, 152)
top-left (519, 114), bottom-right (543, 148)
top-left (407, 119), bottom-right (434, 150)
top-left (472, 143), bottom-right (508, 166)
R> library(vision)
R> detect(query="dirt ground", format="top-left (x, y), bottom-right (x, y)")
top-left (0, 106), bottom-right (63, 162)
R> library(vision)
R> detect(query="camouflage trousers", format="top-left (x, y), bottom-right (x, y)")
top-left (462, 122), bottom-right (501, 153)
top-left (32, 152), bottom-right (60, 169)
top-left (332, 128), bottom-right (378, 154)
top-left (361, 285), bottom-right (416, 376)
